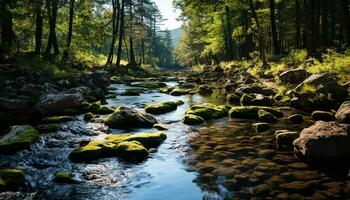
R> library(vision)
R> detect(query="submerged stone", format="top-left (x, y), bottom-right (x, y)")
top-left (275, 130), bottom-right (299, 150)
top-left (253, 123), bottom-right (271, 132)
top-left (103, 107), bottom-right (157, 129)
top-left (54, 172), bottom-right (77, 184)
top-left (288, 114), bottom-right (304, 124)
top-left (121, 88), bottom-right (145, 96)
top-left (229, 106), bottom-right (283, 119)
top-left (145, 100), bottom-right (184, 115)
top-left (130, 82), bottom-right (167, 89)
top-left (36, 124), bottom-right (61, 133)
top-left (0, 168), bottom-right (26, 191)
top-left (0, 125), bottom-right (39, 153)
top-left (258, 109), bottom-right (278, 123)
top-left (311, 111), bottom-right (335, 122)
top-left (182, 114), bottom-right (205, 125)
top-left (42, 116), bottom-right (74, 124)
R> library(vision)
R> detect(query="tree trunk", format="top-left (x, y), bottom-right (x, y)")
top-left (295, 0), bottom-right (301, 48)
top-left (116, 0), bottom-right (125, 66)
top-left (44, 0), bottom-right (59, 59)
top-left (269, 0), bottom-right (281, 55)
top-left (225, 6), bottom-right (234, 60)
top-left (62, 0), bottom-right (75, 61)
top-left (330, 1), bottom-right (335, 45)
top-left (305, 0), bottom-right (317, 56)
top-left (247, 0), bottom-right (268, 67)
top-left (341, 0), bottom-right (350, 45)
top-left (106, 0), bottom-right (120, 65)
top-left (35, 0), bottom-right (43, 54)
top-left (0, 0), bottom-right (16, 60)
top-left (321, 0), bottom-right (328, 46)
top-left (129, 2), bottom-right (136, 67)
top-left (221, 16), bottom-right (229, 61)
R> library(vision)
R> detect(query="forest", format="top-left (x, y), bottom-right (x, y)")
top-left (0, 0), bottom-right (350, 199)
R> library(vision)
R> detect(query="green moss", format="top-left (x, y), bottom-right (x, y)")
top-left (115, 141), bottom-right (149, 162)
top-left (84, 112), bottom-right (95, 121)
top-left (170, 88), bottom-right (192, 96)
top-left (36, 124), bottom-right (61, 133)
top-left (159, 87), bottom-right (174, 94)
top-left (229, 106), bottom-right (283, 119)
top-left (182, 114), bottom-right (205, 125)
top-left (122, 132), bottom-right (167, 149)
top-left (0, 125), bottom-right (39, 153)
top-left (54, 172), bottom-right (76, 184)
top-left (288, 114), bottom-right (304, 124)
top-left (275, 130), bottom-right (299, 150)
top-left (122, 88), bottom-right (145, 96)
top-left (241, 93), bottom-right (273, 106)
top-left (186, 103), bottom-right (228, 120)
top-left (153, 124), bottom-right (168, 130)
top-left (258, 109), bottom-right (278, 123)
top-left (42, 116), bottom-right (74, 124)
top-left (82, 101), bottom-right (114, 115)
top-left (0, 168), bottom-right (25, 191)
top-left (311, 111), bottom-right (335, 122)
top-left (145, 100), bottom-right (184, 115)
top-left (227, 93), bottom-right (241, 104)
top-left (253, 123), bottom-right (271, 132)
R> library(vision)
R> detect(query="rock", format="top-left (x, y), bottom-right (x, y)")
top-left (258, 109), bottom-right (278, 123)
top-left (275, 130), bottom-right (299, 150)
top-left (36, 124), bottom-right (61, 133)
top-left (335, 101), bottom-right (350, 123)
top-left (35, 93), bottom-right (84, 117)
top-left (178, 83), bottom-right (195, 89)
top-left (293, 121), bottom-right (350, 165)
top-left (121, 132), bottom-right (167, 149)
top-left (288, 114), bottom-right (304, 124)
top-left (279, 181), bottom-right (314, 195)
top-left (311, 111), bottom-right (335, 122)
top-left (0, 125), bottom-right (39, 153)
top-left (145, 100), bottom-right (184, 115)
top-left (84, 112), bottom-right (95, 121)
top-left (227, 93), bottom-right (241, 104)
top-left (0, 169), bottom-right (26, 191)
top-left (229, 106), bottom-right (283, 119)
top-left (42, 116), bottom-right (74, 124)
top-left (103, 107), bottom-right (157, 129)
top-left (279, 68), bottom-right (309, 84)
top-left (185, 103), bottom-right (228, 120)
top-left (241, 93), bottom-right (273, 106)
top-left (225, 81), bottom-right (237, 92)
top-left (197, 85), bottom-right (213, 95)
top-left (170, 88), bottom-right (193, 96)
top-left (53, 172), bottom-right (78, 184)
top-left (115, 141), bottom-right (149, 162)
top-left (85, 70), bottom-right (109, 89)
top-left (253, 123), bottom-right (271, 132)
top-left (236, 84), bottom-right (275, 96)
top-left (130, 82), bottom-right (167, 89)
top-left (121, 88), bottom-right (145, 96)
top-left (81, 101), bottom-right (114, 115)
top-left (153, 124), bottom-right (168, 130)
top-left (182, 114), bottom-right (205, 125)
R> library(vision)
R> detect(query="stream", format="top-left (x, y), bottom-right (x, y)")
top-left (0, 79), bottom-right (349, 200)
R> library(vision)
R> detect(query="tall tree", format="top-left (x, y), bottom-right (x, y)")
top-left (44, 0), bottom-right (59, 59)
top-left (106, 0), bottom-right (120, 65)
top-left (128, 0), bottom-right (136, 67)
top-left (35, 0), bottom-right (43, 54)
top-left (0, 0), bottom-right (16, 60)
top-left (341, 0), bottom-right (350, 45)
top-left (62, 0), bottom-right (75, 61)
top-left (116, 0), bottom-right (125, 66)
top-left (270, 0), bottom-right (281, 55)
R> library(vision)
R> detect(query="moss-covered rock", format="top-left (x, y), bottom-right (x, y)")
top-left (103, 107), bottom-right (157, 129)
top-left (130, 82), bottom-right (167, 89)
top-left (0, 168), bottom-right (25, 191)
top-left (36, 124), bottom-right (61, 133)
top-left (42, 116), bottom-right (74, 124)
top-left (82, 101), bottom-right (114, 115)
top-left (227, 93), bottom-right (241, 104)
top-left (145, 100), bottom-right (184, 115)
top-left (229, 106), bottom-right (283, 119)
top-left (197, 85), bottom-right (213, 95)
top-left (115, 141), bottom-right (149, 162)
top-left (253, 123), bottom-right (271, 132)
top-left (240, 93), bottom-right (273, 106)
top-left (0, 125), bottom-right (39, 153)
top-left (182, 114), bottom-right (205, 125)
top-left (170, 88), bottom-right (193, 96)
top-left (288, 114), bottom-right (304, 124)
top-left (159, 87), bottom-right (174, 94)
top-left (275, 130), bottom-right (299, 150)
top-left (53, 172), bottom-right (77, 184)
top-left (185, 103), bottom-right (228, 120)
top-left (311, 111), bottom-right (335, 122)
top-left (121, 88), bottom-right (146, 96)
top-left (153, 124), bottom-right (168, 130)
top-left (258, 109), bottom-right (278, 123)
top-left (121, 132), bottom-right (167, 149)
top-left (84, 112), bottom-right (95, 121)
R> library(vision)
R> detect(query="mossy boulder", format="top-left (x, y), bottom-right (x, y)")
top-left (227, 93), bottom-right (241, 104)
top-left (0, 125), bottom-right (39, 153)
top-left (145, 100), bottom-right (184, 115)
top-left (182, 114), bottom-right (205, 125)
top-left (103, 107), bottom-right (157, 129)
top-left (258, 109), bottom-right (278, 123)
top-left (53, 172), bottom-right (77, 184)
top-left (185, 103), bottom-right (228, 120)
top-left (36, 124), bottom-right (61, 133)
top-left (170, 88), bottom-right (193, 96)
top-left (84, 112), bottom-right (95, 121)
top-left (240, 93), bottom-right (273, 106)
top-left (121, 88), bottom-right (146, 96)
top-left (288, 114), bottom-right (304, 124)
top-left (311, 111), bottom-right (335, 122)
top-left (82, 102), bottom-right (114, 115)
top-left (42, 116), bottom-right (74, 124)
top-left (0, 168), bottom-right (26, 191)
top-left (253, 123), bottom-right (271, 132)
top-left (159, 87), bottom-right (174, 94)
top-left (197, 85), bottom-right (213, 95)
top-left (69, 132), bottom-right (166, 162)
top-left (153, 124), bottom-right (168, 130)
top-left (275, 130), bottom-right (299, 150)
top-left (229, 106), bottom-right (283, 119)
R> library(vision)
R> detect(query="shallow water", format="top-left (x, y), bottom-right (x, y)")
top-left (0, 80), bottom-right (349, 200)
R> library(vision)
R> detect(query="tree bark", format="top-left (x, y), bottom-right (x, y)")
top-left (44, 0), bottom-right (59, 59)
top-left (129, 2), bottom-right (136, 67)
top-left (106, 0), bottom-right (120, 65)
top-left (35, 0), bottom-right (43, 54)
top-left (321, 0), bottom-right (328, 46)
top-left (62, 0), bottom-right (75, 61)
top-left (269, 0), bottom-right (281, 55)
top-left (0, 0), bottom-right (16, 60)
top-left (116, 0), bottom-right (125, 66)
top-left (225, 6), bottom-right (234, 60)
top-left (295, 0), bottom-right (301, 48)
top-left (341, 0), bottom-right (350, 45)
top-left (305, 0), bottom-right (317, 56)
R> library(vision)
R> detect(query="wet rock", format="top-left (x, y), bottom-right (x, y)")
top-left (121, 132), bottom-right (167, 149)
top-left (288, 114), bottom-right (304, 124)
top-left (170, 88), bottom-right (193, 96)
top-left (293, 121), bottom-right (350, 165)
top-left (236, 84), bottom-right (275, 96)
top-left (121, 88), bottom-right (145, 96)
top-left (116, 141), bottom-right (149, 162)
top-left (130, 82), bottom-right (167, 89)
top-left (83, 112), bottom-right (95, 121)
top-left (254, 184), bottom-right (270, 196)
top-left (185, 103), bottom-right (228, 121)
top-left (178, 83), bottom-right (195, 89)
top-left (227, 93), bottom-right (240, 104)
top-left (35, 93), bottom-right (84, 117)
top-left (145, 100), bottom-right (184, 115)
top-left (279, 181), bottom-right (314, 195)
top-left (258, 109), bottom-right (278, 123)
top-left (253, 123), bottom-right (271, 132)
top-left (279, 68), bottom-right (309, 84)
top-left (225, 81), bottom-right (237, 92)
top-left (85, 70), bottom-right (110, 89)
top-left (0, 125), bottom-right (39, 153)
top-left (81, 101), bottom-right (114, 115)
top-left (241, 93), bottom-right (273, 106)
top-left (103, 107), bottom-right (157, 129)
top-left (311, 111), bottom-right (335, 122)
top-left (53, 172), bottom-right (78, 184)
top-left (275, 130), bottom-right (299, 150)
top-left (229, 106), bottom-right (283, 119)
top-left (335, 101), bottom-right (350, 123)
top-left (36, 124), bottom-right (61, 133)
top-left (182, 114), bottom-right (205, 125)
top-left (42, 116), bottom-right (74, 124)
top-left (197, 85), bottom-right (213, 95)
top-left (0, 169), bottom-right (26, 191)
top-left (153, 124), bottom-right (168, 130)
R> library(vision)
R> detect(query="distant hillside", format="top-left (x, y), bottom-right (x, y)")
top-left (170, 27), bottom-right (182, 48)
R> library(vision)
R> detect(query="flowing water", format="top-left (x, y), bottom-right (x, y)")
top-left (0, 80), bottom-right (349, 200)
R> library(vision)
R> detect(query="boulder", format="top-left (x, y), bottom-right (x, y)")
top-left (197, 85), bottom-right (213, 95)
top-left (275, 130), bottom-right (299, 150)
top-left (288, 114), bottom-right (304, 124)
top-left (103, 107), bottom-right (157, 129)
top-left (0, 125), bottom-right (39, 153)
top-left (53, 172), bottom-right (78, 184)
top-left (170, 88), bottom-right (193, 96)
top-left (115, 141), bottom-right (149, 162)
top-left (145, 100), bottom-right (184, 115)
top-left (35, 93), bottom-right (84, 117)
top-left (258, 109), bottom-right (278, 123)
top-left (85, 70), bottom-right (109, 89)
top-left (236, 84), bottom-right (275, 96)
top-left (36, 124), bottom-right (61, 133)
top-left (279, 68), bottom-right (309, 84)
top-left (121, 88), bottom-right (145, 96)
top-left (153, 124), bottom-right (168, 130)
top-left (293, 121), bottom-right (350, 165)
top-left (229, 106), bottom-right (283, 119)
top-left (240, 93), bottom-right (273, 106)
top-left (182, 114), bottom-right (205, 125)
top-left (185, 103), bottom-right (228, 120)
top-left (253, 123), bottom-right (271, 132)
top-left (0, 169), bottom-right (26, 191)
top-left (227, 93), bottom-right (241, 104)
top-left (311, 111), bottom-right (335, 122)
top-left (335, 101), bottom-right (350, 123)
top-left (81, 101), bottom-right (114, 115)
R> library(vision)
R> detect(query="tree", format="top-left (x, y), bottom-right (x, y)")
top-left (44, 0), bottom-right (59, 59)
top-left (269, 0), bottom-right (281, 55)
top-left (116, 0), bottom-right (125, 66)
top-left (62, 0), bottom-right (75, 61)
top-left (35, 0), bottom-right (43, 54)
top-left (106, 0), bottom-right (120, 65)
top-left (0, 0), bottom-right (17, 60)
